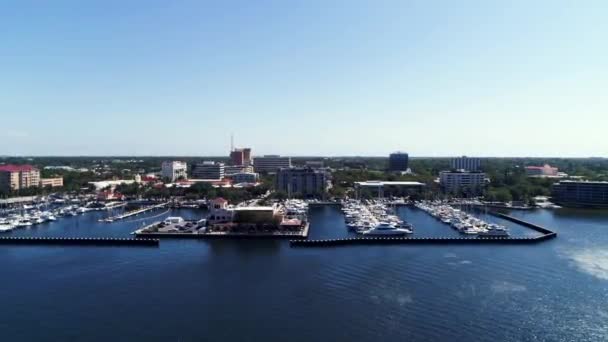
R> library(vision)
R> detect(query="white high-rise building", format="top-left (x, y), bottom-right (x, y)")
top-left (161, 161), bottom-right (188, 182)
top-left (451, 156), bottom-right (481, 171)
top-left (439, 171), bottom-right (486, 194)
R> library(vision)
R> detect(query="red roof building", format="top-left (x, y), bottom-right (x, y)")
top-left (0, 164), bottom-right (41, 191)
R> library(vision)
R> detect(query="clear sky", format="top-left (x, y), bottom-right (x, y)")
top-left (1, 0), bottom-right (607, 157)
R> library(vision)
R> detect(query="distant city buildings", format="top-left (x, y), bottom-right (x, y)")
top-left (552, 180), bottom-right (608, 207)
top-left (305, 161), bottom-right (324, 169)
top-left (388, 152), bottom-right (409, 172)
top-left (253, 155), bottom-right (292, 173)
top-left (0, 165), bottom-right (41, 192)
top-left (161, 161), bottom-right (187, 182)
top-left (451, 156), bottom-right (481, 171)
top-left (439, 170), bottom-right (486, 194)
top-left (231, 172), bottom-right (259, 184)
top-left (525, 164), bottom-right (562, 177)
top-left (192, 161), bottom-right (225, 180)
top-left (275, 167), bottom-right (329, 196)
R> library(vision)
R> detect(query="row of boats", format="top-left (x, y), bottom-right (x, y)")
top-left (414, 201), bottom-right (509, 237)
top-left (342, 200), bottom-right (413, 236)
top-left (0, 205), bottom-right (91, 232)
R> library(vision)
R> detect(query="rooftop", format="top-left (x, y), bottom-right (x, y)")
top-left (355, 181), bottom-right (425, 186)
top-left (0, 164), bottom-right (37, 172)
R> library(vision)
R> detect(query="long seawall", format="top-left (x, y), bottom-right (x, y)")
top-left (0, 237), bottom-right (159, 247)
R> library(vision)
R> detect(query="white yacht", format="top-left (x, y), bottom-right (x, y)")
top-left (0, 220), bottom-right (16, 232)
top-left (362, 222), bottom-right (412, 236)
top-left (478, 224), bottom-right (509, 237)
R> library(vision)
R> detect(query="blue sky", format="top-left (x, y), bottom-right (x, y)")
top-left (1, 0), bottom-right (607, 157)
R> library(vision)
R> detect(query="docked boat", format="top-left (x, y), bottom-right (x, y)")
top-left (362, 222), bottom-right (412, 236)
top-left (478, 224), bottom-right (509, 237)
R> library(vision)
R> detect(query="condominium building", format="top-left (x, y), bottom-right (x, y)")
top-left (161, 161), bottom-right (188, 182)
top-left (231, 172), bottom-right (259, 184)
top-left (439, 171), bottom-right (486, 194)
top-left (0, 165), bottom-right (40, 191)
top-left (552, 181), bottom-right (608, 208)
top-left (192, 161), bottom-right (225, 180)
top-left (253, 155), bottom-right (292, 173)
top-left (40, 177), bottom-right (64, 188)
top-left (0, 165), bottom-right (41, 192)
top-left (451, 156), bottom-right (481, 171)
top-left (275, 167), bottom-right (329, 196)
top-left (389, 152), bottom-right (409, 172)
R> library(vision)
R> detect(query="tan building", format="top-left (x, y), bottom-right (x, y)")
top-left (0, 165), bottom-right (41, 192)
top-left (40, 177), bottom-right (64, 188)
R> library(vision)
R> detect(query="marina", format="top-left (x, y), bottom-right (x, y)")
top-left (341, 199), bottom-right (413, 235)
top-left (0, 201), bottom-right (127, 233)
top-left (415, 201), bottom-right (510, 237)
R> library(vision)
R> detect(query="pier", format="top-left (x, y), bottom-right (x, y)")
top-left (100, 202), bottom-right (169, 222)
top-left (0, 236), bottom-right (159, 247)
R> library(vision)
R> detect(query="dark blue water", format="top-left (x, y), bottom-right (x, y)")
top-left (1, 206), bottom-right (607, 341)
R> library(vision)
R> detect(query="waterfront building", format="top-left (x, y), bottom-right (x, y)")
top-left (354, 181), bottom-right (425, 198)
top-left (451, 156), bottom-right (481, 171)
top-left (439, 171), bottom-right (486, 194)
top-left (552, 180), bottom-right (608, 207)
top-left (39, 177), bottom-right (63, 188)
top-left (192, 161), bottom-right (225, 180)
top-left (224, 165), bottom-right (254, 176)
top-left (231, 172), bottom-right (259, 184)
top-left (525, 164), bottom-right (559, 177)
top-left (161, 161), bottom-right (188, 182)
top-left (253, 155), bottom-right (292, 173)
top-left (389, 152), bottom-right (409, 172)
top-left (275, 167), bottom-right (329, 197)
top-left (0, 165), bottom-right (41, 192)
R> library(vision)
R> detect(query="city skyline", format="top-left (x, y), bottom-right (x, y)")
top-left (1, 1), bottom-right (607, 157)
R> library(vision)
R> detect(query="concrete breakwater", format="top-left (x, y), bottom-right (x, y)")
top-left (0, 237), bottom-right (159, 247)
top-left (488, 212), bottom-right (556, 236)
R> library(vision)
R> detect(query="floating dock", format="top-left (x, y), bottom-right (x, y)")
top-left (0, 236), bottom-right (159, 247)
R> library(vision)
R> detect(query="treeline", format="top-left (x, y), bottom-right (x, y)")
top-left (114, 182), bottom-right (270, 203)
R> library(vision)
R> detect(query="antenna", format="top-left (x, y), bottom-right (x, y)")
top-left (230, 133), bottom-right (234, 152)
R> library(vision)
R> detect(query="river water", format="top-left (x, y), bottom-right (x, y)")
top-left (0, 205), bottom-right (607, 341)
